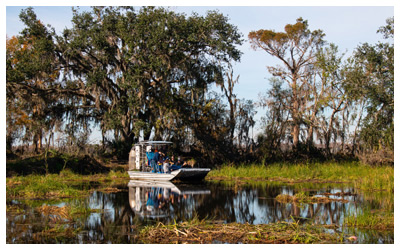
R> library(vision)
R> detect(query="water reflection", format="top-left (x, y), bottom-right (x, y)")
top-left (193, 183), bottom-right (357, 225)
top-left (6, 180), bottom-right (393, 243)
top-left (128, 180), bottom-right (211, 221)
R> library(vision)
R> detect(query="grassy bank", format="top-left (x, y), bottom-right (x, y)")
top-left (6, 169), bottom-right (129, 199)
top-left (207, 162), bottom-right (394, 192)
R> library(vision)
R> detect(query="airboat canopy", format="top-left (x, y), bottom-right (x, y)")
top-left (134, 141), bottom-right (173, 145)
top-left (129, 141), bottom-right (173, 171)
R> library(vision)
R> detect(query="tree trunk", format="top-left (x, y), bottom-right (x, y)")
top-left (291, 96), bottom-right (301, 148)
top-left (292, 123), bottom-right (300, 148)
top-left (33, 129), bottom-right (43, 153)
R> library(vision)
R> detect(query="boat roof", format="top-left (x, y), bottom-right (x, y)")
top-left (134, 140), bottom-right (172, 146)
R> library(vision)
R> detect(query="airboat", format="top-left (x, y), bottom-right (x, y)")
top-left (127, 141), bottom-right (210, 181)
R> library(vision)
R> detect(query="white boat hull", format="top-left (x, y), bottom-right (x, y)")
top-left (128, 168), bottom-right (210, 181)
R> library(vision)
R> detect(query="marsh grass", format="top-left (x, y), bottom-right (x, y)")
top-left (138, 218), bottom-right (341, 244)
top-left (32, 223), bottom-right (79, 242)
top-left (6, 169), bottom-right (129, 199)
top-left (208, 162), bottom-right (394, 192)
top-left (345, 208), bottom-right (394, 230)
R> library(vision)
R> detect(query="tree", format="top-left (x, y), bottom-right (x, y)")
top-left (6, 8), bottom-right (61, 153)
top-left (345, 17), bottom-right (394, 154)
top-left (55, 6), bottom-right (243, 156)
top-left (235, 99), bottom-right (256, 153)
top-left (257, 78), bottom-right (291, 159)
top-left (248, 18), bottom-right (325, 149)
top-left (217, 65), bottom-right (239, 148)
top-left (312, 43), bottom-right (348, 155)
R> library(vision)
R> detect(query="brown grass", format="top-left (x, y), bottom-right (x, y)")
top-left (138, 221), bottom-right (340, 244)
top-left (37, 205), bottom-right (71, 222)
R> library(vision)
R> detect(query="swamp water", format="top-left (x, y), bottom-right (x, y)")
top-left (6, 180), bottom-right (394, 243)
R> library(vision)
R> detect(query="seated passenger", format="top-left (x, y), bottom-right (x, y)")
top-left (169, 155), bottom-right (183, 171)
top-left (162, 157), bottom-right (171, 173)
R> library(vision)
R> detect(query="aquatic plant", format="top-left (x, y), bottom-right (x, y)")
top-left (344, 208), bottom-right (394, 230)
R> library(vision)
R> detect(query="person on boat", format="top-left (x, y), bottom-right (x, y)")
top-left (157, 151), bottom-right (166, 173)
top-left (162, 157), bottom-right (171, 173)
top-left (169, 155), bottom-right (183, 171)
top-left (146, 148), bottom-right (159, 173)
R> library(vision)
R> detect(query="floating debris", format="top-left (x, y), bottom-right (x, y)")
top-left (275, 194), bottom-right (349, 204)
top-left (100, 187), bottom-right (123, 193)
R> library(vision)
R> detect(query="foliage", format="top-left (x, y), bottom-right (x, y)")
top-left (6, 152), bottom-right (110, 177)
top-left (7, 6), bottom-right (248, 162)
top-left (345, 17), bottom-right (394, 155)
top-left (249, 18), bottom-right (325, 148)
top-left (6, 8), bottom-right (62, 152)
top-left (57, 7), bottom-right (244, 156)
top-left (251, 17), bottom-right (393, 164)
top-left (6, 7), bottom-right (394, 165)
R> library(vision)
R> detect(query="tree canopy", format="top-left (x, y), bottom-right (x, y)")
top-left (7, 6), bottom-right (253, 162)
top-left (6, 7), bottom-right (393, 165)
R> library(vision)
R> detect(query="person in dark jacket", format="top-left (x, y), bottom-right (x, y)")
top-left (146, 148), bottom-right (159, 173)
top-left (169, 155), bottom-right (184, 171)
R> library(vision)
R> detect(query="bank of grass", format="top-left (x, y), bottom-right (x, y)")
top-left (344, 209), bottom-right (394, 230)
top-left (138, 217), bottom-right (343, 244)
top-left (208, 161), bottom-right (394, 192)
top-left (6, 169), bottom-right (129, 199)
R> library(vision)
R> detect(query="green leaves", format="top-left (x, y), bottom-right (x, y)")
top-left (345, 19), bottom-right (394, 152)
top-left (8, 6), bottom-right (243, 157)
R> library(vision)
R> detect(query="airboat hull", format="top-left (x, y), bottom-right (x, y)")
top-left (127, 168), bottom-right (210, 181)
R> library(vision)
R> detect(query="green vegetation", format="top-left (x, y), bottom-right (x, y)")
top-left (138, 218), bottom-right (342, 244)
top-left (345, 208), bottom-right (394, 230)
top-left (208, 162), bottom-right (394, 192)
top-left (6, 169), bottom-right (128, 199)
top-left (6, 151), bottom-right (111, 176)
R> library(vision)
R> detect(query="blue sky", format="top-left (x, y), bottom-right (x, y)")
top-left (4, 1), bottom-right (395, 141)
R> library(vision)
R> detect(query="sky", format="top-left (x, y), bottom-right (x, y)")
top-left (3, 0), bottom-right (396, 142)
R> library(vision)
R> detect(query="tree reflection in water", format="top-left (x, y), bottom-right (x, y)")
top-left (6, 181), bottom-right (393, 243)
